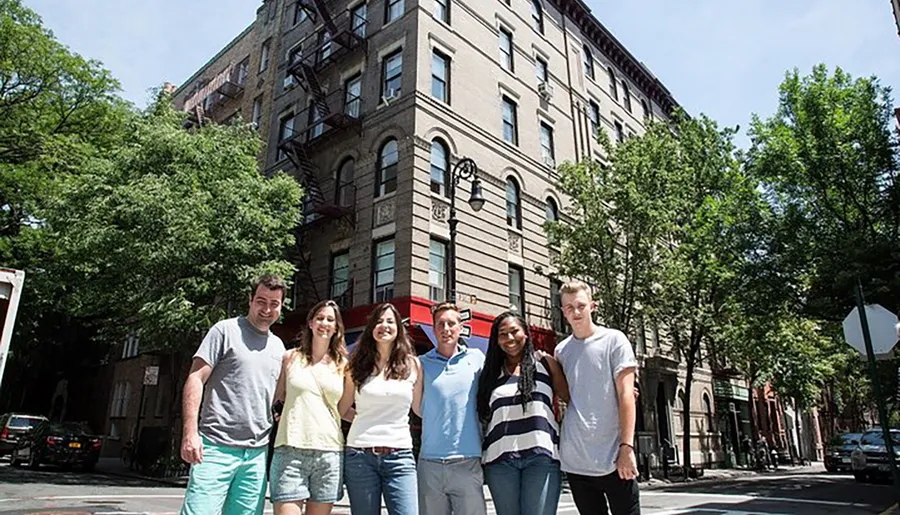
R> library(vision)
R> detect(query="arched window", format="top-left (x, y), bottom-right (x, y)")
top-left (336, 158), bottom-right (355, 207)
top-left (376, 139), bottom-right (398, 197)
top-left (703, 392), bottom-right (713, 431)
top-left (506, 178), bottom-right (522, 229)
top-left (582, 45), bottom-right (594, 80)
top-left (545, 197), bottom-right (558, 223)
top-left (608, 66), bottom-right (618, 100)
top-left (430, 139), bottom-right (450, 197)
top-left (531, 0), bottom-right (544, 34)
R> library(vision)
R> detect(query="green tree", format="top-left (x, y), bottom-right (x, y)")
top-left (549, 113), bottom-right (760, 475)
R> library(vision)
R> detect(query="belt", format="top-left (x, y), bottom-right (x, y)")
top-left (422, 456), bottom-right (476, 464)
top-left (354, 446), bottom-right (404, 455)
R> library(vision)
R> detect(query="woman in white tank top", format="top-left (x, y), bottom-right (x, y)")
top-left (270, 300), bottom-right (348, 515)
top-left (338, 303), bottom-right (422, 515)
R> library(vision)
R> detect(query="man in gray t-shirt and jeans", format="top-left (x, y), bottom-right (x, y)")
top-left (555, 280), bottom-right (640, 515)
top-left (180, 275), bottom-right (287, 515)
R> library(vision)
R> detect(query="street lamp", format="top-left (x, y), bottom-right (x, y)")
top-left (447, 157), bottom-right (485, 303)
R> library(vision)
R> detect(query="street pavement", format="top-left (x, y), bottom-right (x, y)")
top-left (0, 459), bottom-right (897, 514)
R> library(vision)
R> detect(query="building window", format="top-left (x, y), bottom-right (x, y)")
top-left (540, 122), bottom-right (555, 165)
top-left (499, 28), bottom-right (514, 71)
top-left (531, 0), bottom-right (543, 33)
top-left (703, 393), bottom-right (714, 431)
top-left (336, 158), bottom-right (355, 207)
top-left (583, 45), bottom-right (594, 80)
top-left (588, 100), bottom-right (600, 136)
top-left (614, 121), bottom-right (624, 143)
top-left (386, 0), bottom-right (404, 23)
top-left (431, 51), bottom-right (450, 103)
top-left (509, 265), bottom-right (524, 314)
top-left (252, 95), bottom-right (263, 128)
top-left (373, 239), bottom-right (396, 302)
top-left (550, 279), bottom-right (565, 333)
top-left (535, 56), bottom-right (548, 84)
top-left (121, 334), bottom-right (140, 359)
top-left (376, 138), bottom-right (399, 197)
top-left (351, 3), bottom-right (367, 37)
top-left (331, 251), bottom-right (350, 299)
top-left (430, 139), bottom-right (449, 196)
top-left (110, 381), bottom-right (131, 418)
top-left (435, 0), bottom-right (449, 23)
top-left (429, 239), bottom-right (448, 301)
top-left (642, 99), bottom-right (651, 120)
top-left (293, 2), bottom-right (308, 25)
top-left (308, 102), bottom-right (325, 141)
top-left (382, 49), bottom-right (402, 98)
top-left (502, 96), bottom-right (518, 145)
top-left (623, 81), bottom-right (632, 112)
top-left (259, 39), bottom-right (271, 72)
top-left (345, 74), bottom-right (362, 118)
top-left (608, 67), bottom-right (618, 100)
top-left (545, 197), bottom-right (558, 223)
top-left (277, 113), bottom-right (295, 160)
top-left (318, 30), bottom-right (333, 63)
top-left (236, 58), bottom-right (249, 85)
top-left (506, 177), bottom-right (521, 229)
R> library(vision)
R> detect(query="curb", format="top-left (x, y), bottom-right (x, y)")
top-left (94, 467), bottom-right (189, 488)
top-left (639, 467), bottom-right (824, 491)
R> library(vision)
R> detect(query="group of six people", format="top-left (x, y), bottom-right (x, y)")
top-left (178, 274), bottom-right (640, 515)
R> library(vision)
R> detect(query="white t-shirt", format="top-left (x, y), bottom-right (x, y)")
top-left (554, 326), bottom-right (637, 476)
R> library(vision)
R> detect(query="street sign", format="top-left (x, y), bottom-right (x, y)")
top-left (143, 366), bottom-right (159, 386)
top-left (460, 325), bottom-right (472, 339)
top-left (843, 304), bottom-right (899, 357)
top-left (459, 308), bottom-right (472, 322)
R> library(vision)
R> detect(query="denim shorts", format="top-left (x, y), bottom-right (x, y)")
top-left (269, 446), bottom-right (343, 504)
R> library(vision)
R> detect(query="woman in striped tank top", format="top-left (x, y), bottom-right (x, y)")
top-left (476, 311), bottom-right (570, 515)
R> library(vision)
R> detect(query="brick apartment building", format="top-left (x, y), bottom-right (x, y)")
top-left (99, 0), bottom-right (736, 471)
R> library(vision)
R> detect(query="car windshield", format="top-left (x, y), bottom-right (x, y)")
top-left (860, 431), bottom-right (900, 445)
top-left (8, 417), bottom-right (43, 430)
top-left (841, 433), bottom-right (862, 444)
top-left (47, 422), bottom-right (90, 435)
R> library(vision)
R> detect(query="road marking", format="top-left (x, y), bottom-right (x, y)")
top-left (880, 503), bottom-right (899, 515)
top-left (643, 491), bottom-right (872, 509)
top-left (0, 494), bottom-right (186, 503)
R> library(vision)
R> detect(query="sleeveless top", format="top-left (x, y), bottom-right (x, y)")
top-left (346, 365), bottom-right (417, 449)
top-left (274, 353), bottom-right (345, 451)
top-left (483, 358), bottom-right (559, 464)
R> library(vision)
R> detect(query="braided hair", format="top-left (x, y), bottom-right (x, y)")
top-left (476, 311), bottom-right (536, 423)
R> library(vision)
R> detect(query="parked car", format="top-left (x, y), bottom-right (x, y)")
top-left (0, 413), bottom-right (48, 456)
top-left (825, 432), bottom-right (862, 472)
top-left (850, 428), bottom-right (900, 482)
top-left (9, 421), bottom-right (101, 471)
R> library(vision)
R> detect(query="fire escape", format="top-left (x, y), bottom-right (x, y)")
top-left (278, 1), bottom-right (367, 312)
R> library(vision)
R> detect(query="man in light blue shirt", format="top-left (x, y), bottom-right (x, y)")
top-left (417, 302), bottom-right (486, 515)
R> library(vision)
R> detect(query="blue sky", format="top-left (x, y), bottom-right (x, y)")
top-left (24, 0), bottom-right (900, 148)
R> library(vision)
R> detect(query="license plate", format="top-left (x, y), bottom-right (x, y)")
top-left (842, 457), bottom-right (851, 463)
top-left (68, 442), bottom-right (81, 449)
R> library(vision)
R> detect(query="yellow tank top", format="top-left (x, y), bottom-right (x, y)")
top-left (274, 353), bottom-right (345, 450)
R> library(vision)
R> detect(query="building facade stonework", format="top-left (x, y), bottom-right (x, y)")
top-left (152, 0), bottom-right (733, 472)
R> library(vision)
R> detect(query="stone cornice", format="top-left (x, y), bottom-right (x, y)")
top-left (550, 0), bottom-right (680, 116)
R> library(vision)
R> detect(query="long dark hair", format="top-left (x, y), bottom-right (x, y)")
top-left (477, 311), bottom-right (537, 423)
top-left (348, 303), bottom-right (414, 389)
top-left (289, 300), bottom-right (347, 369)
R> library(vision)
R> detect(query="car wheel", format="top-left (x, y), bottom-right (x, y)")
top-left (825, 464), bottom-right (836, 473)
top-left (9, 451), bottom-right (19, 468)
top-left (854, 472), bottom-right (867, 483)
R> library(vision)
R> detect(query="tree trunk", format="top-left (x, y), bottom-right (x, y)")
top-left (682, 344), bottom-right (697, 478)
top-left (747, 369), bottom-right (759, 442)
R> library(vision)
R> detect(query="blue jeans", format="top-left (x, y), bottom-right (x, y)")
top-left (483, 453), bottom-right (561, 515)
top-left (344, 447), bottom-right (418, 515)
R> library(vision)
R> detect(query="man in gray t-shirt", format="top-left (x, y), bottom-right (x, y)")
top-left (556, 281), bottom-right (640, 515)
top-left (180, 275), bottom-right (287, 515)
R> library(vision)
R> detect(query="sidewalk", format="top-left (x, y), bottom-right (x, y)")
top-left (640, 462), bottom-right (827, 490)
top-left (95, 457), bottom-right (189, 487)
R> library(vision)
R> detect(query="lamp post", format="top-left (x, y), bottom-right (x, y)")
top-left (447, 157), bottom-right (485, 303)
